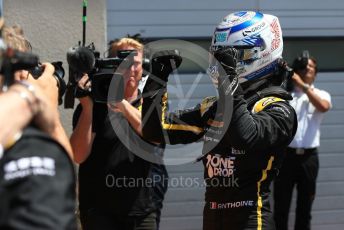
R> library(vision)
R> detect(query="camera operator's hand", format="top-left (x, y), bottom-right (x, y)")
top-left (107, 99), bottom-right (143, 136)
top-left (77, 74), bottom-right (93, 109)
top-left (108, 100), bottom-right (124, 113)
top-left (70, 73), bottom-right (94, 164)
top-left (75, 73), bottom-right (92, 99)
top-left (292, 72), bottom-right (305, 88)
top-left (148, 50), bottom-right (182, 82)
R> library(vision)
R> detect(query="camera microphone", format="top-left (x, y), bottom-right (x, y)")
top-left (66, 46), bottom-right (95, 73)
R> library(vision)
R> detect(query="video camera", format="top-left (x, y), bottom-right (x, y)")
top-left (0, 48), bottom-right (66, 105)
top-left (64, 0), bottom-right (182, 107)
top-left (63, 0), bottom-right (149, 107)
top-left (292, 50), bottom-right (309, 72)
top-left (65, 42), bottom-right (139, 104)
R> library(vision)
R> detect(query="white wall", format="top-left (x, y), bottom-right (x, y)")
top-left (107, 0), bottom-right (344, 39)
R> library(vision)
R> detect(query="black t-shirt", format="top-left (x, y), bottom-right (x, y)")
top-left (74, 95), bottom-right (168, 217)
top-left (0, 126), bottom-right (77, 230)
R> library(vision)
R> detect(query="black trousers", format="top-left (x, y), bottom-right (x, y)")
top-left (79, 208), bottom-right (160, 230)
top-left (273, 148), bottom-right (319, 230)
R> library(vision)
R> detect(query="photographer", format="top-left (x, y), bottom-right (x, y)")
top-left (1, 25), bottom-right (73, 156)
top-left (274, 54), bottom-right (332, 230)
top-left (0, 25), bottom-right (77, 229)
top-left (71, 37), bottom-right (168, 230)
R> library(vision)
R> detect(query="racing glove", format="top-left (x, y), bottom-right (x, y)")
top-left (213, 47), bottom-right (243, 97)
top-left (212, 47), bottom-right (244, 125)
top-left (143, 49), bottom-right (182, 95)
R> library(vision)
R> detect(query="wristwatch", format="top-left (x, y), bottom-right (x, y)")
top-left (302, 83), bottom-right (310, 92)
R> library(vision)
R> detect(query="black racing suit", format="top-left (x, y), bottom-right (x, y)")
top-left (142, 82), bottom-right (297, 230)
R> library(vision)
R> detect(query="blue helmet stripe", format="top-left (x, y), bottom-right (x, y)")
top-left (216, 27), bottom-right (231, 32)
top-left (230, 12), bottom-right (263, 33)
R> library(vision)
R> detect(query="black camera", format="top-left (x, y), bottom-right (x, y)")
top-left (0, 48), bottom-right (66, 105)
top-left (1, 48), bottom-right (40, 89)
top-left (66, 43), bottom-right (140, 104)
top-left (29, 61), bottom-right (66, 105)
top-left (292, 50), bottom-right (309, 72)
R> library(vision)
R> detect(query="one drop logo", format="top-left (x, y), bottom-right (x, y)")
top-left (206, 154), bottom-right (235, 178)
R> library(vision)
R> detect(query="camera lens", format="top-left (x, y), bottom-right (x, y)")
top-left (52, 61), bottom-right (65, 79)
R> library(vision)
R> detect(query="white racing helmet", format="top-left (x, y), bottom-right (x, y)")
top-left (209, 11), bottom-right (283, 86)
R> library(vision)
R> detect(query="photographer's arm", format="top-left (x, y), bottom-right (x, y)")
top-left (0, 84), bottom-right (37, 148)
top-left (28, 63), bottom-right (73, 158)
top-left (36, 64), bottom-right (74, 158)
top-left (70, 75), bottom-right (95, 164)
top-left (1, 63), bottom-right (74, 159)
top-left (70, 97), bottom-right (95, 164)
top-left (304, 87), bottom-right (331, 112)
top-left (292, 73), bottom-right (331, 112)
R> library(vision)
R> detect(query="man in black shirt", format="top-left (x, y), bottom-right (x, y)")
top-left (71, 37), bottom-right (168, 230)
